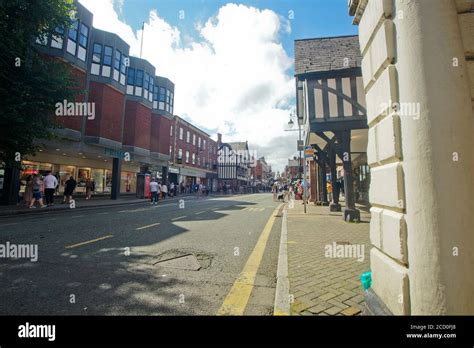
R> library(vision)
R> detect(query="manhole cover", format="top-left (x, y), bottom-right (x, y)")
top-left (153, 254), bottom-right (201, 271)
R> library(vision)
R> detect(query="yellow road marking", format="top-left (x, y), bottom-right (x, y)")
top-left (217, 204), bottom-right (282, 315)
top-left (65, 234), bottom-right (113, 249)
top-left (135, 222), bottom-right (160, 230)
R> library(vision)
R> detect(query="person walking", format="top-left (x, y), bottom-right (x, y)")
top-left (327, 180), bottom-right (333, 202)
top-left (62, 176), bottom-right (77, 204)
top-left (149, 178), bottom-right (159, 205)
top-left (161, 183), bottom-right (168, 200)
top-left (24, 175), bottom-right (33, 206)
top-left (85, 178), bottom-right (93, 200)
top-left (169, 182), bottom-right (175, 198)
top-left (29, 175), bottom-right (46, 208)
top-left (43, 171), bottom-right (58, 206)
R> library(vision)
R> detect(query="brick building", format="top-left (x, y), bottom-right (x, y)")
top-left (169, 116), bottom-right (218, 191)
top-left (4, 0), bottom-right (176, 199)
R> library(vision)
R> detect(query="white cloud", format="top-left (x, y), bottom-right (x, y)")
top-left (79, 0), bottom-right (297, 172)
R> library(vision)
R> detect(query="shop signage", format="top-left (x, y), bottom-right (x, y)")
top-left (168, 167), bottom-right (180, 174)
top-left (180, 168), bottom-right (206, 178)
top-left (304, 146), bottom-right (315, 159)
top-left (104, 148), bottom-right (134, 160)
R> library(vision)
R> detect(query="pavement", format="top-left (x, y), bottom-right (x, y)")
top-left (0, 192), bottom-right (239, 217)
top-left (276, 198), bottom-right (371, 316)
top-left (0, 193), bottom-right (282, 315)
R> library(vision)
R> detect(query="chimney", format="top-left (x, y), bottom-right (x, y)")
top-left (217, 133), bottom-right (222, 146)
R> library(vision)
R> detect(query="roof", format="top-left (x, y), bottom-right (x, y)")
top-left (294, 35), bottom-right (362, 76)
top-left (227, 142), bottom-right (248, 151)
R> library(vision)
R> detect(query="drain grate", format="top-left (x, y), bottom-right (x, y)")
top-left (153, 254), bottom-right (201, 271)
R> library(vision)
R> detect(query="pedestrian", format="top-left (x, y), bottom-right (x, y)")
top-left (62, 176), bottom-right (77, 204)
top-left (85, 178), bottom-right (93, 200)
top-left (327, 180), bottom-right (333, 202)
top-left (43, 171), bottom-right (58, 206)
top-left (29, 175), bottom-right (46, 208)
top-left (149, 178), bottom-right (159, 205)
top-left (169, 182), bottom-right (175, 198)
top-left (272, 183), bottom-right (277, 201)
top-left (161, 182), bottom-right (168, 200)
top-left (24, 175), bottom-right (33, 206)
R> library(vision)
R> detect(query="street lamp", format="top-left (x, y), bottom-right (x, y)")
top-left (286, 112), bottom-right (302, 182)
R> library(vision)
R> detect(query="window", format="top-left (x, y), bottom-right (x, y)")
top-left (178, 149), bottom-right (183, 159)
top-left (121, 55), bottom-right (128, 74)
top-left (153, 85), bottom-right (159, 100)
top-left (103, 46), bottom-right (113, 66)
top-left (179, 127), bottom-right (183, 140)
top-left (186, 151), bottom-right (190, 163)
top-left (68, 20), bottom-right (78, 41)
top-left (198, 137), bottom-right (201, 148)
top-left (170, 125), bottom-right (173, 137)
top-left (51, 26), bottom-right (64, 47)
top-left (159, 87), bottom-right (166, 101)
top-left (169, 145), bottom-right (172, 155)
top-left (92, 43), bottom-right (102, 63)
top-left (79, 23), bottom-right (88, 47)
top-left (192, 153), bottom-right (195, 165)
top-left (203, 140), bottom-right (206, 150)
top-left (186, 131), bottom-right (190, 143)
top-left (127, 68), bottom-right (135, 85)
top-left (149, 77), bottom-right (154, 94)
top-left (198, 157), bottom-right (200, 166)
top-left (114, 49), bottom-right (121, 70)
top-left (136, 69), bottom-right (143, 87)
top-left (144, 73), bottom-right (150, 91)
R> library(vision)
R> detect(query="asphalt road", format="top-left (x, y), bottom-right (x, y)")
top-left (0, 193), bottom-right (283, 315)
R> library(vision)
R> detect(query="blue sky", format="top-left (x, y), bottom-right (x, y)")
top-left (82, 0), bottom-right (358, 172)
top-left (117, 0), bottom-right (357, 75)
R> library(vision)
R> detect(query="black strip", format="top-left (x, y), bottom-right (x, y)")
top-left (321, 79), bottom-right (329, 120)
top-left (350, 75), bottom-right (358, 116)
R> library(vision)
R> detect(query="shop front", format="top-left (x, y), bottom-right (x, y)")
top-left (18, 151), bottom-right (140, 197)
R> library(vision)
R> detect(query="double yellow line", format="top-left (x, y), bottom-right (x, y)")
top-left (217, 204), bottom-right (282, 315)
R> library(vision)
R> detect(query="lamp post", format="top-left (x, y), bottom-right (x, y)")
top-left (286, 111), bottom-right (306, 213)
top-left (287, 112), bottom-right (302, 182)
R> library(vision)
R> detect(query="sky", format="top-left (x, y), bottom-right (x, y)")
top-left (78, 0), bottom-right (358, 173)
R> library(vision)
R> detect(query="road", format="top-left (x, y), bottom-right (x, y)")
top-left (0, 194), bottom-right (283, 315)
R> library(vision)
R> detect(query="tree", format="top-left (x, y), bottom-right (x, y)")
top-left (0, 0), bottom-right (79, 168)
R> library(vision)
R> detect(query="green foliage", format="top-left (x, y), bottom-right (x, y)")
top-left (0, 0), bottom-right (79, 167)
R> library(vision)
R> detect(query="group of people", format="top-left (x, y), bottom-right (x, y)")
top-left (23, 172), bottom-right (93, 208)
top-left (149, 180), bottom-right (208, 204)
top-left (271, 180), bottom-right (305, 203)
